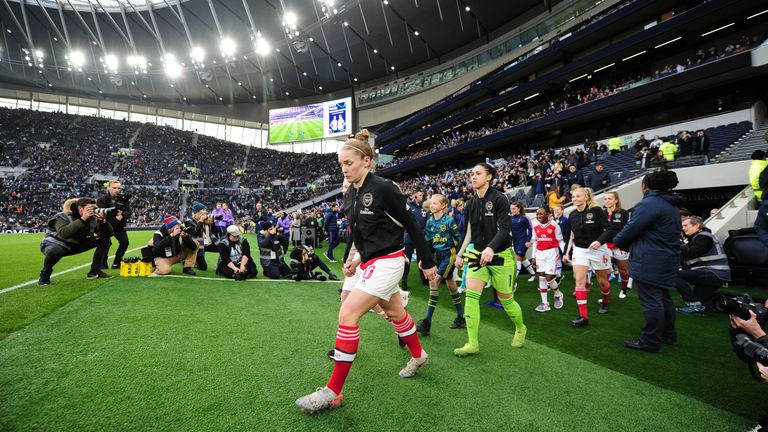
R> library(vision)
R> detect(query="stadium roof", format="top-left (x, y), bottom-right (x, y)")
top-left (0, 0), bottom-right (557, 105)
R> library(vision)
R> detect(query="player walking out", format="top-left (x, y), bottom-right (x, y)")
top-left (603, 192), bottom-right (631, 298)
top-left (296, 130), bottom-right (437, 413)
top-left (563, 188), bottom-right (615, 327)
top-left (416, 194), bottom-right (465, 335)
top-left (530, 206), bottom-right (565, 312)
top-left (453, 163), bottom-right (526, 357)
top-left (510, 201), bottom-right (536, 281)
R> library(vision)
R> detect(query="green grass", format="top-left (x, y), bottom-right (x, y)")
top-left (0, 233), bottom-right (765, 431)
top-left (269, 118), bottom-right (324, 144)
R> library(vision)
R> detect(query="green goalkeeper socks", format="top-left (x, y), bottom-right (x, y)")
top-left (500, 296), bottom-right (525, 331)
top-left (464, 290), bottom-right (481, 346)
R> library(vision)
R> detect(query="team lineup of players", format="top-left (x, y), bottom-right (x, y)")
top-left (295, 130), bottom-right (629, 413)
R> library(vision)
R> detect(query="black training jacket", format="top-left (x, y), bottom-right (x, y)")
top-left (464, 187), bottom-right (511, 252)
top-left (342, 173), bottom-right (435, 268)
top-left (568, 206), bottom-right (614, 248)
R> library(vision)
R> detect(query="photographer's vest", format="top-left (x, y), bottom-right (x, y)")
top-left (41, 212), bottom-right (94, 251)
top-left (218, 238), bottom-right (244, 267)
top-left (684, 230), bottom-right (731, 281)
top-left (152, 228), bottom-right (182, 258)
top-left (260, 234), bottom-right (283, 262)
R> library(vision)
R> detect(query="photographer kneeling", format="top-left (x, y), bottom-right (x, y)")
top-left (257, 221), bottom-right (292, 279)
top-left (151, 216), bottom-right (199, 276)
top-left (216, 225), bottom-right (257, 280)
top-left (38, 198), bottom-right (113, 285)
top-left (676, 215), bottom-right (731, 314)
top-left (289, 245), bottom-right (339, 281)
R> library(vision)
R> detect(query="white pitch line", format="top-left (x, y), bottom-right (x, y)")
top-left (159, 274), bottom-right (342, 283)
top-left (0, 246), bottom-right (144, 295)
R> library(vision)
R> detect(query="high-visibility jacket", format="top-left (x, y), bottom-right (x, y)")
top-left (749, 159), bottom-right (768, 202)
top-left (683, 230), bottom-right (731, 281)
top-left (608, 137), bottom-right (622, 152)
top-left (660, 141), bottom-right (677, 161)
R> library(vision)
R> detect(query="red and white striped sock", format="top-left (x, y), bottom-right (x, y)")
top-left (326, 325), bottom-right (359, 394)
top-left (538, 276), bottom-right (549, 304)
top-left (392, 313), bottom-right (424, 358)
top-left (599, 279), bottom-right (611, 304)
top-left (575, 289), bottom-right (588, 319)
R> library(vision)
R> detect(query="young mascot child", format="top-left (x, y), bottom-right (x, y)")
top-left (530, 206), bottom-right (565, 312)
top-left (416, 194), bottom-right (465, 335)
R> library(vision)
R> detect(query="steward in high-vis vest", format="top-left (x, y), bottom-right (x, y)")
top-left (608, 136), bottom-right (622, 155)
top-left (675, 216), bottom-right (731, 314)
top-left (748, 150), bottom-right (767, 203)
top-left (660, 141), bottom-right (678, 161)
top-left (38, 197), bottom-right (114, 285)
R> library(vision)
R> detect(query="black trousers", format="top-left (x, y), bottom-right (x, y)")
top-left (401, 241), bottom-right (428, 287)
top-left (196, 243), bottom-right (220, 271)
top-left (261, 260), bottom-right (292, 279)
top-left (309, 255), bottom-right (334, 276)
top-left (217, 260), bottom-right (258, 279)
top-left (100, 229), bottom-right (130, 266)
top-left (676, 270), bottom-right (724, 308)
top-left (635, 280), bottom-right (677, 349)
top-left (43, 236), bottom-right (110, 276)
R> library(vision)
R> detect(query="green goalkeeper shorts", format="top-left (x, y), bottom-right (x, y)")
top-left (464, 247), bottom-right (517, 294)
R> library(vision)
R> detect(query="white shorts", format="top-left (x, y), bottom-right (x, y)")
top-left (572, 245), bottom-right (611, 271)
top-left (608, 247), bottom-right (629, 261)
top-left (534, 248), bottom-right (560, 275)
top-left (354, 251), bottom-right (406, 301)
top-left (342, 267), bottom-right (361, 292)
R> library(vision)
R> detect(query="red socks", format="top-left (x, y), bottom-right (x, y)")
top-left (392, 313), bottom-right (423, 358)
top-left (599, 279), bottom-right (611, 304)
top-left (620, 273), bottom-right (629, 290)
top-left (575, 289), bottom-right (588, 319)
top-left (327, 325), bottom-right (359, 394)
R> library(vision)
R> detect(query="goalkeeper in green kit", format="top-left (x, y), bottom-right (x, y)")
top-left (453, 163), bottom-right (526, 357)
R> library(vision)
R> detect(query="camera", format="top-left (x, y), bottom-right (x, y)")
top-left (93, 206), bottom-right (117, 217)
top-left (713, 294), bottom-right (768, 323)
top-left (213, 214), bottom-right (223, 221)
top-left (733, 334), bottom-right (768, 366)
top-left (112, 192), bottom-right (132, 212)
top-left (181, 220), bottom-right (196, 234)
top-left (277, 226), bottom-right (285, 234)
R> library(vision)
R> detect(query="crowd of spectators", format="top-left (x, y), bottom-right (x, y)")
top-left (381, 33), bottom-right (767, 169)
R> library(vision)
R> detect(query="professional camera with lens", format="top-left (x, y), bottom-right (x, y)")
top-left (722, 294), bottom-right (768, 382)
top-left (181, 220), bottom-right (196, 234)
top-left (714, 294), bottom-right (768, 322)
top-left (213, 214), bottom-right (223, 221)
top-left (94, 192), bottom-right (132, 217)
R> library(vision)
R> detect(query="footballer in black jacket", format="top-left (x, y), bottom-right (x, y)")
top-left (452, 163), bottom-right (527, 358)
top-left (296, 130), bottom-right (437, 414)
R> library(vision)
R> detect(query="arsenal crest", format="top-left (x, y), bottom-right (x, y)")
top-left (485, 201), bottom-right (493, 211)
top-left (362, 193), bottom-right (373, 207)
top-left (586, 213), bottom-right (594, 220)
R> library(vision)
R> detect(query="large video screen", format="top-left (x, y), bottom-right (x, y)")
top-left (268, 97), bottom-right (353, 144)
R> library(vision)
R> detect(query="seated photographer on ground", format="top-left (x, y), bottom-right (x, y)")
top-left (257, 221), bottom-right (292, 279)
top-left (151, 216), bottom-right (199, 276)
top-left (216, 225), bottom-right (257, 280)
top-left (676, 216), bottom-right (731, 314)
top-left (38, 198), bottom-right (114, 285)
top-left (731, 299), bottom-right (768, 382)
top-left (189, 201), bottom-right (220, 271)
top-left (289, 245), bottom-right (339, 281)
top-left (97, 179), bottom-right (131, 269)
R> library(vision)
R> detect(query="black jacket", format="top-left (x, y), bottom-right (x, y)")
top-left (152, 225), bottom-right (197, 258)
top-left (568, 206), bottom-right (614, 248)
top-left (97, 193), bottom-right (128, 231)
top-left (587, 169), bottom-right (610, 192)
top-left (217, 237), bottom-right (253, 266)
top-left (464, 187), bottom-right (511, 252)
top-left (343, 173), bottom-right (435, 268)
top-left (606, 208), bottom-right (629, 245)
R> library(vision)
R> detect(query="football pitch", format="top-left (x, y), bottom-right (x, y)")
top-left (0, 231), bottom-right (765, 431)
top-left (269, 119), bottom-right (324, 144)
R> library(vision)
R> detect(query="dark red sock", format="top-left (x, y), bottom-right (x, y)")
top-left (599, 279), bottom-right (611, 304)
top-left (392, 313), bottom-right (423, 358)
top-left (327, 325), bottom-right (359, 394)
top-left (575, 289), bottom-right (588, 319)
top-left (620, 273), bottom-right (629, 290)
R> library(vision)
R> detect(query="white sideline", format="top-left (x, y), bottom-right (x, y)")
top-left (0, 246), bottom-right (143, 295)
top-left (1, 248), bottom-right (344, 295)
top-left (159, 274), bottom-right (342, 283)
